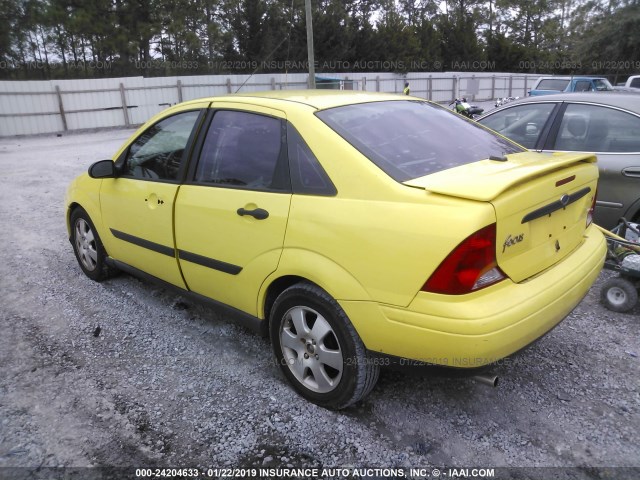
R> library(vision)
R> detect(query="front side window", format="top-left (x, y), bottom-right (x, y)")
top-left (317, 101), bottom-right (523, 182)
top-left (575, 81), bottom-right (591, 92)
top-left (195, 111), bottom-right (288, 191)
top-left (123, 111), bottom-right (200, 181)
top-left (553, 104), bottom-right (640, 153)
top-left (480, 103), bottom-right (556, 149)
top-left (593, 79), bottom-right (613, 91)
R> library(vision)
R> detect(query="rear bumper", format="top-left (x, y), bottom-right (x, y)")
top-left (341, 227), bottom-right (606, 367)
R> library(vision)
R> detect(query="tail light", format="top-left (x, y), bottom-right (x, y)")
top-left (422, 223), bottom-right (506, 295)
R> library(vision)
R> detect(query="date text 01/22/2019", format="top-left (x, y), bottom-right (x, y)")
top-left (591, 60), bottom-right (640, 71)
top-left (134, 467), bottom-right (497, 478)
top-left (135, 468), bottom-right (407, 478)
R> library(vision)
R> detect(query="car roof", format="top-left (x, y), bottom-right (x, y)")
top-left (184, 90), bottom-right (409, 111)
top-left (486, 91), bottom-right (640, 114)
top-left (536, 76), bottom-right (608, 80)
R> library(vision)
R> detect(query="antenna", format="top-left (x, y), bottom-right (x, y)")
top-left (234, 36), bottom-right (289, 93)
top-left (234, 0), bottom-right (297, 94)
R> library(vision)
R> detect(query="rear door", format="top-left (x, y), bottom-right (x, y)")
top-left (174, 104), bottom-right (292, 316)
top-left (543, 102), bottom-right (640, 227)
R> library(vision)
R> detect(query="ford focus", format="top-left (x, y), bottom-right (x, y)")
top-left (66, 91), bottom-right (606, 409)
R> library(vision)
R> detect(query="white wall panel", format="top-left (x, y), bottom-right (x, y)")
top-left (0, 72), bottom-right (540, 136)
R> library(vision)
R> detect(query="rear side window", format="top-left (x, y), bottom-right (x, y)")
top-left (287, 123), bottom-right (336, 196)
top-left (537, 79), bottom-right (570, 91)
top-left (195, 110), bottom-right (289, 191)
top-left (316, 101), bottom-right (523, 182)
top-left (553, 104), bottom-right (640, 153)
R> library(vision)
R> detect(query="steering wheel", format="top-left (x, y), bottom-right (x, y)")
top-left (162, 150), bottom-right (183, 179)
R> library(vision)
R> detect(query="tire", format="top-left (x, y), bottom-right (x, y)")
top-left (600, 277), bottom-right (638, 313)
top-left (70, 207), bottom-right (118, 282)
top-left (269, 282), bottom-right (379, 409)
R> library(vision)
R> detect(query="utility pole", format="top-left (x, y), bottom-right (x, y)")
top-left (305, 0), bottom-right (316, 89)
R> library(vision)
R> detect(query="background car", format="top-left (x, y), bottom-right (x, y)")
top-left (625, 75), bottom-right (640, 90)
top-left (478, 92), bottom-right (640, 229)
top-left (66, 91), bottom-right (605, 409)
top-left (528, 76), bottom-right (614, 96)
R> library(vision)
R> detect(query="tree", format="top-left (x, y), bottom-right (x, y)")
top-left (1, 0), bottom-right (638, 79)
top-left (572, 2), bottom-right (640, 79)
top-left (485, 31), bottom-right (526, 72)
top-left (438, 0), bottom-right (484, 69)
top-left (373, 0), bottom-right (421, 71)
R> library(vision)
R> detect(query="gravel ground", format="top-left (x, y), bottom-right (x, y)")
top-left (0, 129), bottom-right (639, 480)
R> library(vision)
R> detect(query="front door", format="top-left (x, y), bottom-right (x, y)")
top-left (100, 107), bottom-right (206, 287)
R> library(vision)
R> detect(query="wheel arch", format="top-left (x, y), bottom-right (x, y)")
top-left (66, 202), bottom-right (81, 239)
top-left (65, 177), bottom-right (107, 246)
top-left (259, 249), bottom-right (371, 325)
top-left (66, 200), bottom-right (105, 242)
top-left (262, 275), bottom-right (308, 328)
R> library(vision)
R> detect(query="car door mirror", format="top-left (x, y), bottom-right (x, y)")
top-left (88, 159), bottom-right (116, 178)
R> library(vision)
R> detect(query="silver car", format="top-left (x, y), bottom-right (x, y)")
top-left (478, 92), bottom-right (640, 229)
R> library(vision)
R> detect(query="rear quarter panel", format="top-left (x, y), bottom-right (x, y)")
top-left (277, 192), bottom-right (496, 307)
top-left (273, 109), bottom-right (498, 307)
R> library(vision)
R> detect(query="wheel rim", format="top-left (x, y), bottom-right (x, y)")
top-left (606, 286), bottom-right (627, 307)
top-left (74, 218), bottom-right (98, 272)
top-left (279, 306), bottom-right (343, 394)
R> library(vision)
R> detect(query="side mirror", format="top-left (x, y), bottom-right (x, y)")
top-left (88, 159), bottom-right (116, 179)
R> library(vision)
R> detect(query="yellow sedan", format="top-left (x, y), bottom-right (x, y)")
top-left (65, 91), bottom-right (606, 409)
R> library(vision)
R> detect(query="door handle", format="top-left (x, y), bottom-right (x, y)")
top-left (237, 207), bottom-right (269, 220)
top-left (622, 167), bottom-right (640, 178)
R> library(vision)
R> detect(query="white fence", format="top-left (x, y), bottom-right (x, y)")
top-left (0, 72), bottom-right (538, 136)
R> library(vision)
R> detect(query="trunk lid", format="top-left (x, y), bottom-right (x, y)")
top-left (405, 151), bottom-right (599, 283)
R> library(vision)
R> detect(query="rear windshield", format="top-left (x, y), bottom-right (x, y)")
top-left (537, 79), bottom-right (571, 91)
top-left (316, 100), bottom-right (523, 182)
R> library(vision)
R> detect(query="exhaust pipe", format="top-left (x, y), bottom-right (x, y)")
top-left (473, 374), bottom-right (499, 387)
